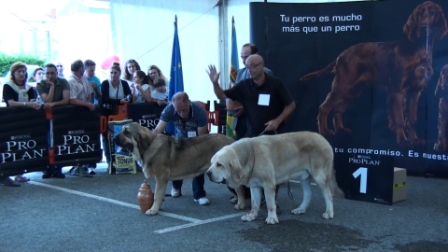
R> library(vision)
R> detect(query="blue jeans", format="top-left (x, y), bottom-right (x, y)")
top-left (172, 174), bottom-right (206, 200)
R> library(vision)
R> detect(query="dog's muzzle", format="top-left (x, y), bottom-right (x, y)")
top-left (112, 135), bottom-right (133, 152)
top-left (206, 171), bottom-right (226, 184)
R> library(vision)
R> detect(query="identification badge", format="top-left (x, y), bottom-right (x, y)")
top-left (258, 94), bottom-right (270, 106)
top-left (187, 131), bottom-right (197, 138)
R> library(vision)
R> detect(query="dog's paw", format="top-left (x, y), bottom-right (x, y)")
top-left (241, 213), bottom-right (256, 222)
top-left (145, 208), bottom-right (159, 216)
top-left (234, 203), bottom-right (246, 210)
top-left (322, 211), bottom-right (334, 219)
top-left (265, 216), bottom-right (279, 225)
top-left (291, 207), bottom-right (306, 215)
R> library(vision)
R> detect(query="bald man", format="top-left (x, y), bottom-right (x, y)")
top-left (207, 55), bottom-right (296, 213)
top-left (208, 55), bottom-right (295, 136)
top-left (153, 92), bottom-right (210, 206)
top-left (227, 43), bottom-right (274, 140)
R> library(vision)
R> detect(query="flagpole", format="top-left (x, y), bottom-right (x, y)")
top-left (166, 14), bottom-right (184, 136)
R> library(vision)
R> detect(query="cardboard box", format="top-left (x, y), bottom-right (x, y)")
top-left (393, 167), bottom-right (407, 203)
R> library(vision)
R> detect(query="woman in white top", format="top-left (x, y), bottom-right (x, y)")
top-left (131, 70), bottom-right (152, 103)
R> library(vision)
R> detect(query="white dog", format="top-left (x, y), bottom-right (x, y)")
top-left (206, 131), bottom-right (344, 224)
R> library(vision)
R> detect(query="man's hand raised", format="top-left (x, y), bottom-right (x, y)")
top-left (207, 65), bottom-right (220, 84)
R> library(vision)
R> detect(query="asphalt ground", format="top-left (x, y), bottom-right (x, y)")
top-left (1, 162), bottom-right (447, 252)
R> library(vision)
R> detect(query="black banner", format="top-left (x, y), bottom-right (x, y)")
top-left (52, 106), bottom-right (102, 166)
top-left (335, 153), bottom-right (394, 205)
top-left (0, 107), bottom-right (48, 176)
top-left (250, 0), bottom-right (448, 176)
top-left (127, 103), bottom-right (166, 131)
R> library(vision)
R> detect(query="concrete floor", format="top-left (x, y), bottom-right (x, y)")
top-left (1, 162), bottom-right (447, 252)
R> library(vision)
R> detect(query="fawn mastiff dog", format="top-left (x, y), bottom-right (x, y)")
top-left (206, 131), bottom-right (344, 224)
top-left (113, 122), bottom-right (234, 215)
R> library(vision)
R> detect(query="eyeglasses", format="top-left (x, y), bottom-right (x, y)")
top-left (45, 72), bottom-right (56, 75)
top-left (245, 63), bottom-right (262, 70)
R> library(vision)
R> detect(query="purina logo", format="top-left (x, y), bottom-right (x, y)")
top-left (10, 134), bottom-right (31, 141)
top-left (142, 114), bottom-right (156, 119)
top-left (68, 130), bottom-right (85, 135)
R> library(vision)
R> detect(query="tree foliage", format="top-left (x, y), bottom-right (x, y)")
top-left (0, 53), bottom-right (45, 76)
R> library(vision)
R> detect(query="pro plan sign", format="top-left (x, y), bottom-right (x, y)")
top-left (127, 103), bottom-right (165, 131)
top-left (55, 130), bottom-right (96, 155)
top-left (334, 153), bottom-right (394, 205)
top-left (1, 134), bottom-right (46, 163)
top-left (0, 107), bottom-right (48, 175)
top-left (51, 105), bottom-right (102, 166)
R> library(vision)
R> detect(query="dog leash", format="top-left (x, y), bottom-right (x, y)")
top-left (257, 129), bottom-right (294, 200)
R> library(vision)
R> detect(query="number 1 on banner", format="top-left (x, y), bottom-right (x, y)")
top-left (353, 167), bottom-right (368, 193)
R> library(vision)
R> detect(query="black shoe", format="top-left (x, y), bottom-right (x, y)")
top-left (42, 170), bottom-right (52, 179)
top-left (53, 172), bottom-right (66, 179)
top-left (1, 177), bottom-right (21, 187)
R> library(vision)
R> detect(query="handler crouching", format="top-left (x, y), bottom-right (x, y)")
top-left (152, 92), bottom-right (210, 205)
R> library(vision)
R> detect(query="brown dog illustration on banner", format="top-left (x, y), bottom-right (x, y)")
top-left (300, 1), bottom-right (448, 146)
top-left (434, 64), bottom-right (448, 151)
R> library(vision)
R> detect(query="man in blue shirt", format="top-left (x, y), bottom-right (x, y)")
top-left (152, 92), bottom-right (210, 205)
top-left (84, 59), bottom-right (102, 104)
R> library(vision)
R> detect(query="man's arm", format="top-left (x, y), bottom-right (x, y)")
top-left (207, 65), bottom-right (227, 100)
top-left (37, 82), bottom-right (55, 103)
top-left (153, 120), bottom-right (168, 134)
top-left (70, 98), bottom-right (95, 110)
top-left (264, 101), bottom-right (296, 132)
top-left (53, 90), bottom-right (70, 106)
top-left (197, 125), bottom-right (208, 135)
top-left (91, 82), bottom-right (102, 99)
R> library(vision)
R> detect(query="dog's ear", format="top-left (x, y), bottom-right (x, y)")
top-left (229, 158), bottom-right (244, 185)
top-left (434, 4), bottom-right (448, 40)
top-left (403, 5), bottom-right (419, 41)
top-left (137, 128), bottom-right (152, 154)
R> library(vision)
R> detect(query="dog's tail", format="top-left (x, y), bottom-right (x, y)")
top-left (330, 168), bottom-right (345, 198)
top-left (300, 61), bottom-right (336, 82)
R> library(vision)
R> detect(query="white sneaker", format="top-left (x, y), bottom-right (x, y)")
top-left (194, 197), bottom-right (210, 205)
top-left (171, 188), bottom-right (181, 198)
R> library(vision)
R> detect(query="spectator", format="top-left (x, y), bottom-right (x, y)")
top-left (131, 70), bottom-right (151, 103)
top-left (100, 63), bottom-right (132, 165)
top-left (124, 59), bottom-right (141, 84)
top-left (84, 59), bottom-right (102, 104)
top-left (147, 65), bottom-right (168, 89)
top-left (153, 92), bottom-right (210, 206)
top-left (1, 62), bottom-right (41, 186)
top-left (56, 61), bottom-right (65, 78)
top-left (37, 63), bottom-right (70, 179)
top-left (30, 68), bottom-right (44, 83)
top-left (67, 60), bottom-right (96, 175)
top-left (68, 60), bottom-right (95, 111)
top-left (151, 79), bottom-right (168, 106)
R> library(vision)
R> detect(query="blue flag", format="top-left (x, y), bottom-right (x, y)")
top-left (230, 16), bottom-right (239, 84)
top-left (166, 15), bottom-right (184, 136)
top-left (227, 16), bottom-right (239, 138)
